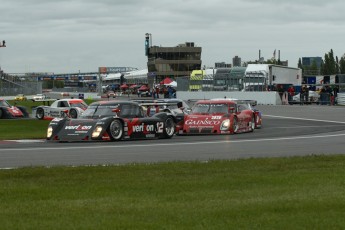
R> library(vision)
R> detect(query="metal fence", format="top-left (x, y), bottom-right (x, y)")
top-left (0, 80), bottom-right (42, 96)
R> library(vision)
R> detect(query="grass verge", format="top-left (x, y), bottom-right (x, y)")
top-left (1, 155), bottom-right (345, 229)
top-left (0, 99), bottom-right (96, 140)
top-left (0, 120), bottom-right (50, 139)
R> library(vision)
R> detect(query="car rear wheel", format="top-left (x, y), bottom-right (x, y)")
top-left (36, 108), bottom-right (44, 119)
top-left (109, 119), bottom-right (123, 141)
top-left (163, 116), bottom-right (175, 138)
top-left (0, 109), bottom-right (3, 119)
top-left (69, 109), bottom-right (78, 118)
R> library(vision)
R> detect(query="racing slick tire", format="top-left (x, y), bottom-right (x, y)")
top-left (250, 116), bottom-right (255, 132)
top-left (69, 109), bottom-right (78, 118)
top-left (232, 117), bottom-right (239, 134)
top-left (255, 115), bottom-right (262, 129)
top-left (109, 119), bottom-right (123, 141)
top-left (0, 109), bottom-right (3, 119)
top-left (162, 116), bottom-right (175, 139)
top-left (36, 108), bottom-right (45, 120)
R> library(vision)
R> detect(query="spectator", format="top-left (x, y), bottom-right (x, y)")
top-left (277, 85), bottom-right (284, 101)
top-left (325, 85), bottom-right (333, 105)
top-left (319, 87), bottom-right (327, 105)
top-left (287, 85), bottom-right (295, 104)
top-left (152, 88), bottom-right (156, 99)
top-left (299, 85), bottom-right (305, 105)
top-left (305, 85), bottom-right (309, 104)
top-left (155, 86), bottom-right (160, 99)
top-left (333, 85), bottom-right (339, 104)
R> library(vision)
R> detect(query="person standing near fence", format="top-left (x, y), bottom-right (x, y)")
top-left (333, 85), bottom-right (339, 105)
top-left (300, 85), bottom-right (306, 105)
top-left (287, 85), bottom-right (295, 105)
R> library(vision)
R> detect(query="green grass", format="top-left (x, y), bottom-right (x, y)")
top-left (1, 155), bottom-right (345, 229)
top-left (0, 120), bottom-right (50, 139)
top-left (0, 99), bottom-right (96, 140)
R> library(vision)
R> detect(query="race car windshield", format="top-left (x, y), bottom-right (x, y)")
top-left (80, 105), bottom-right (120, 118)
top-left (70, 102), bottom-right (88, 109)
top-left (192, 103), bottom-right (229, 114)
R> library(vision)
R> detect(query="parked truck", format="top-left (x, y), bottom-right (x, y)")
top-left (243, 64), bottom-right (302, 91)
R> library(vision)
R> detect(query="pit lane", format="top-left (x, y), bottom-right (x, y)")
top-left (1, 105), bottom-right (345, 168)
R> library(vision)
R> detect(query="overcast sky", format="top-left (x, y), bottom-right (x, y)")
top-left (1, 0), bottom-right (344, 74)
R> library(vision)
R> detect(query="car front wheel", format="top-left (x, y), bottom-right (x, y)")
top-left (163, 116), bottom-right (175, 138)
top-left (250, 116), bottom-right (255, 132)
top-left (109, 119), bottom-right (123, 141)
top-left (232, 117), bottom-right (239, 134)
top-left (69, 109), bottom-right (78, 118)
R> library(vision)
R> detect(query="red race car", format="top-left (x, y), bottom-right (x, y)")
top-left (177, 99), bottom-right (258, 135)
top-left (0, 99), bottom-right (29, 119)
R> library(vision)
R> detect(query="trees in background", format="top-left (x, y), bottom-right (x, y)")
top-left (300, 49), bottom-right (345, 76)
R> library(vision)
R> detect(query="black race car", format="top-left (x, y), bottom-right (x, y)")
top-left (0, 99), bottom-right (29, 119)
top-left (46, 100), bottom-right (176, 142)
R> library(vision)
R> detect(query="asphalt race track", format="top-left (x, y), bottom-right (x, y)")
top-left (1, 105), bottom-right (345, 168)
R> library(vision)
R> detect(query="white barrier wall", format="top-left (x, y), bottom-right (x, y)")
top-left (337, 93), bottom-right (345, 105)
top-left (177, 91), bottom-right (282, 105)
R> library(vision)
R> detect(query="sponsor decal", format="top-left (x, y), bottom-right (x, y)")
top-left (9, 107), bottom-right (21, 115)
top-left (132, 122), bottom-right (164, 133)
top-left (185, 118), bottom-right (221, 126)
top-left (65, 125), bottom-right (92, 130)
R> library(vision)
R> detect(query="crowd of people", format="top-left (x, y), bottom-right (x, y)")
top-left (151, 85), bottom-right (176, 99)
top-left (276, 84), bottom-right (339, 105)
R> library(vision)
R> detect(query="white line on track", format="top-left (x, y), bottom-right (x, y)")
top-left (1, 132), bottom-right (345, 152)
top-left (1, 114), bottom-right (345, 152)
top-left (263, 114), bottom-right (345, 124)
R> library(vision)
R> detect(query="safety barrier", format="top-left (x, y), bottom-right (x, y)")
top-left (177, 91), bottom-right (281, 105)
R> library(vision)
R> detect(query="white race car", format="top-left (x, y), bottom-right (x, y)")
top-left (292, 90), bottom-right (320, 103)
top-left (35, 99), bottom-right (88, 120)
top-left (33, 94), bottom-right (48, 101)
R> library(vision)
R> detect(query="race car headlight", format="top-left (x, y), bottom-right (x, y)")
top-left (47, 126), bottom-right (53, 138)
top-left (220, 119), bottom-right (230, 131)
top-left (92, 126), bottom-right (103, 138)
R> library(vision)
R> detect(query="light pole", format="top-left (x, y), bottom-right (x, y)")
top-left (0, 40), bottom-right (6, 94)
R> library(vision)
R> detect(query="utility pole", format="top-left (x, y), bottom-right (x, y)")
top-left (0, 40), bottom-right (5, 95)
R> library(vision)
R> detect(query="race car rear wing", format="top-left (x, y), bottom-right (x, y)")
top-left (236, 100), bottom-right (257, 106)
